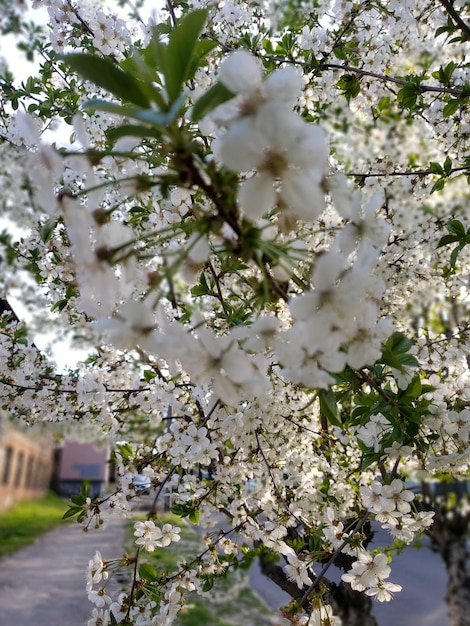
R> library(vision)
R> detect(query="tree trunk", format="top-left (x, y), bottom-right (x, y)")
top-left (424, 499), bottom-right (470, 626)
top-left (258, 552), bottom-right (378, 626)
top-left (325, 583), bottom-right (378, 626)
top-left (443, 537), bottom-right (470, 626)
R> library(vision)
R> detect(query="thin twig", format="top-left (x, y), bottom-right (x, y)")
top-left (438, 0), bottom-right (470, 41)
top-left (299, 510), bottom-right (370, 607)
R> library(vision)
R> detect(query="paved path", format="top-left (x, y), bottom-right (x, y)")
top-left (0, 513), bottom-right (453, 626)
top-left (0, 517), bottom-right (126, 626)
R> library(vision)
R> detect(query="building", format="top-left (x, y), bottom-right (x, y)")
top-left (0, 418), bottom-right (54, 511)
top-left (51, 440), bottom-right (110, 499)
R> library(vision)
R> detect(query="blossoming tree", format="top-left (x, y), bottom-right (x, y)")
top-left (1, 1), bottom-right (470, 625)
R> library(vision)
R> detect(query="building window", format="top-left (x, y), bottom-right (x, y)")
top-left (14, 451), bottom-right (24, 487)
top-left (25, 455), bottom-right (35, 488)
top-left (1, 446), bottom-right (14, 485)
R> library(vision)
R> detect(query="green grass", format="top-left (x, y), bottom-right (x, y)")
top-left (127, 513), bottom-right (274, 626)
top-left (0, 491), bottom-right (69, 558)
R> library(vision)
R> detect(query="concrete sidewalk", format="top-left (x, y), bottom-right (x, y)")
top-left (0, 516), bottom-right (126, 626)
top-left (0, 511), bottom-right (452, 626)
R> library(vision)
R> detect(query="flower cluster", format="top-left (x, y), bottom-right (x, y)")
top-left (342, 551), bottom-right (402, 601)
top-left (214, 50), bottom-right (329, 223)
top-left (134, 521), bottom-right (181, 552)
top-left (1, 1), bottom-right (470, 625)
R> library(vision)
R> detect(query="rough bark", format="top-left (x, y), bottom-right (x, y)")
top-left (325, 582), bottom-right (379, 626)
top-left (258, 552), bottom-right (378, 626)
top-left (443, 538), bottom-right (470, 626)
top-left (424, 498), bottom-right (470, 626)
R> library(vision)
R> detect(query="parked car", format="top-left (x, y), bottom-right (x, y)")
top-left (133, 474), bottom-right (152, 494)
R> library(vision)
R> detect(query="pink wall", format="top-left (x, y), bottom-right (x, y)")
top-left (59, 441), bottom-right (109, 481)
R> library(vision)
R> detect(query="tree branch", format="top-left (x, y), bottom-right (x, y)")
top-left (439, 0), bottom-right (470, 41)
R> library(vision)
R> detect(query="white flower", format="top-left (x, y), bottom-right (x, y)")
top-left (218, 49), bottom-right (302, 106)
top-left (360, 482), bottom-right (394, 514)
top-left (86, 551), bottom-right (108, 592)
top-left (382, 479), bottom-right (414, 514)
top-left (218, 49), bottom-right (264, 95)
top-left (221, 104), bottom-right (328, 221)
top-left (88, 588), bottom-right (112, 608)
top-left (342, 551), bottom-right (391, 591)
top-left (94, 300), bottom-right (160, 353)
top-left (285, 552), bottom-right (313, 589)
top-left (160, 524), bottom-right (181, 547)
top-left (134, 520), bottom-right (163, 552)
top-left (356, 413), bottom-right (391, 452)
top-left (87, 608), bottom-right (110, 626)
top-left (308, 604), bottom-right (342, 625)
top-left (365, 580), bottom-right (402, 602)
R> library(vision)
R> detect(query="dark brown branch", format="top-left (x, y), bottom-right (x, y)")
top-left (215, 40), bottom-right (467, 97)
top-left (346, 165), bottom-right (470, 179)
top-left (299, 510), bottom-right (370, 607)
top-left (438, 0), bottom-right (470, 41)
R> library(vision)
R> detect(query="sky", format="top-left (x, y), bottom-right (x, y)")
top-left (0, 1), bottom-right (161, 370)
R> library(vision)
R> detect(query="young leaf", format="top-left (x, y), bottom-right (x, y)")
top-left (447, 219), bottom-right (465, 236)
top-left (192, 81), bottom-right (235, 123)
top-left (106, 124), bottom-right (162, 144)
top-left (61, 54), bottom-right (150, 107)
top-left (40, 218), bottom-right (58, 243)
top-left (337, 74), bottom-right (361, 102)
top-left (443, 99), bottom-right (460, 117)
top-left (397, 81), bottom-right (421, 109)
top-left (437, 233), bottom-right (460, 248)
top-left (139, 563), bottom-right (159, 582)
top-left (164, 9), bottom-right (208, 102)
top-left (62, 506), bottom-right (84, 519)
top-left (318, 389), bottom-right (341, 428)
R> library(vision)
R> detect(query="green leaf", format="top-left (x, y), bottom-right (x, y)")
top-left (428, 161), bottom-right (443, 175)
top-left (443, 99), bottom-right (460, 117)
top-left (361, 453), bottom-right (379, 470)
top-left (437, 233), bottom-right (460, 248)
top-left (397, 81), bottom-right (421, 109)
top-left (377, 96), bottom-right (391, 111)
top-left (40, 218), bottom-right (58, 243)
top-left (403, 375), bottom-right (422, 398)
top-left (384, 332), bottom-right (412, 354)
top-left (397, 353), bottom-right (419, 368)
top-left (337, 74), bottom-right (361, 102)
top-left (318, 389), bottom-right (341, 428)
top-left (191, 81), bottom-right (235, 122)
top-left (84, 98), bottom-right (182, 127)
top-left (117, 442), bottom-right (133, 458)
top-left (62, 506), bottom-right (83, 520)
top-left (443, 155), bottom-right (453, 175)
top-left (139, 563), bottom-right (159, 582)
top-left (143, 369), bottom-right (157, 382)
top-left (447, 219), bottom-right (466, 236)
top-left (71, 494), bottom-right (86, 506)
top-left (106, 124), bottom-right (162, 143)
top-left (164, 9), bottom-right (208, 103)
top-left (202, 576), bottom-right (214, 591)
top-left (431, 178), bottom-right (445, 193)
top-left (381, 332), bottom-right (418, 371)
top-left (80, 479), bottom-right (90, 498)
top-left (191, 272), bottom-right (211, 296)
top-left (83, 99), bottom-right (139, 116)
top-left (189, 508), bottom-right (200, 524)
top-left (170, 503), bottom-right (192, 517)
top-left (61, 54), bottom-right (150, 107)
top-left (450, 243), bottom-right (464, 269)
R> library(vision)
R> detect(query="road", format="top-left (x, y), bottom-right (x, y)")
top-left (0, 517), bottom-right (125, 626)
top-left (246, 525), bottom-right (450, 626)
top-left (0, 512), bottom-right (452, 626)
